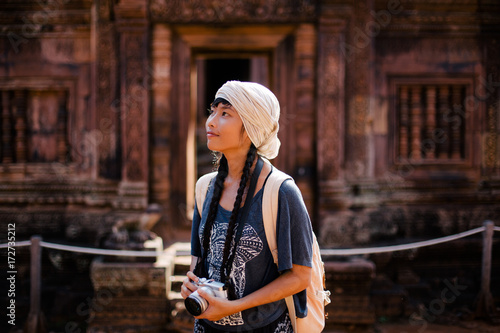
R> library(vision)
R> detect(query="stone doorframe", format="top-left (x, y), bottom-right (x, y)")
top-left (150, 24), bottom-right (316, 227)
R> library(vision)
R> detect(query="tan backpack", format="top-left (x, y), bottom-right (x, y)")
top-left (261, 164), bottom-right (331, 333)
top-left (195, 163), bottom-right (331, 333)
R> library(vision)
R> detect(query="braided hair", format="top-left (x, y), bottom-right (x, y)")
top-left (200, 97), bottom-right (258, 299)
top-left (220, 144), bottom-right (257, 290)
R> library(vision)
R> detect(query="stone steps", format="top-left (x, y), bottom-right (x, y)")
top-left (165, 242), bottom-right (195, 332)
top-left (166, 242), bottom-right (191, 300)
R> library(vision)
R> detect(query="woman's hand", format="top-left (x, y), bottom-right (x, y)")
top-left (180, 271), bottom-right (200, 299)
top-left (194, 290), bottom-right (241, 322)
top-left (182, 263), bottom-right (311, 321)
top-left (181, 271), bottom-right (241, 321)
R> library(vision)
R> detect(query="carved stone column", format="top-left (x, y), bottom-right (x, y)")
top-left (1, 91), bottom-right (13, 163)
top-left (293, 24), bottom-right (317, 219)
top-left (14, 89), bottom-right (28, 163)
top-left (150, 24), bottom-right (172, 225)
top-left (482, 34), bottom-right (500, 179)
top-left (93, 0), bottom-right (120, 179)
top-left (115, 0), bottom-right (149, 209)
top-left (345, 0), bottom-right (372, 180)
top-left (317, 5), bottom-right (348, 228)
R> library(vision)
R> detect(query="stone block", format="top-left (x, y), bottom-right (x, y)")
top-left (88, 254), bottom-right (173, 332)
top-left (324, 258), bottom-right (376, 325)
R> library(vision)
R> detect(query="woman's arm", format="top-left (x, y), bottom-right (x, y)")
top-left (194, 263), bottom-right (311, 322)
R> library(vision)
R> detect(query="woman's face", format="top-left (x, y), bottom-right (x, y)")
top-left (206, 103), bottom-right (251, 154)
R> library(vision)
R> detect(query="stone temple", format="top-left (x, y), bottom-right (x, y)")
top-left (0, 0), bottom-right (499, 332)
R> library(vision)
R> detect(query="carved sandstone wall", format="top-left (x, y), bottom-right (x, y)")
top-left (0, 1), bottom-right (499, 329)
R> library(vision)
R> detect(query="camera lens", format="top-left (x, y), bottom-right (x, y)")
top-left (184, 291), bottom-right (208, 316)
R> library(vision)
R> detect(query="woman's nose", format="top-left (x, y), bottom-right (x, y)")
top-left (206, 112), bottom-right (216, 128)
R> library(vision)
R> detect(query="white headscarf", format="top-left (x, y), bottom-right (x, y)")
top-left (215, 81), bottom-right (281, 160)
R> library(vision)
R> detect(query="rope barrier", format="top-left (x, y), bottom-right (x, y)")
top-left (0, 240), bottom-right (31, 248)
top-left (4, 221), bottom-right (497, 327)
top-left (320, 226), bottom-right (486, 256)
top-left (0, 240), bottom-right (161, 257)
top-left (40, 241), bottom-right (163, 257)
top-left (0, 224), bottom-right (498, 256)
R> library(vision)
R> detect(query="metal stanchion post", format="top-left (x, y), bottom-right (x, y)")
top-left (24, 236), bottom-right (47, 333)
top-left (475, 220), bottom-right (499, 323)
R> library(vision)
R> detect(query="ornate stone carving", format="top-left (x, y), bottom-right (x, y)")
top-left (483, 37), bottom-right (500, 178)
top-left (101, 204), bottom-right (163, 259)
top-left (56, 90), bottom-right (69, 163)
top-left (317, 17), bottom-right (346, 183)
top-left (376, 0), bottom-right (500, 34)
top-left (485, 104), bottom-right (498, 172)
top-left (89, 256), bottom-right (171, 332)
top-left (14, 89), bottom-right (27, 163)
top-left (1, 91), bottom-right (13, 163)
top-left (320, 205), bottom-right (500, 248)
top-left (150, 24), bottom-right (172, 205)
top-left (150, 0), bottom-right (317, 23)
top-left (344, 0), bottom-right (370, 179)
top-left (98, 0), bottom-right (112, 21)
top-left (325, 259), bottom-right (376, 325)
top-left (27, 91), bottom-right (58, 162)
top-left (120, 32), bottom-right (148, 182)
top-left (95, 2), bottom-right (120, 179)
top-left (292, 24), bottom-right (316, 213)
top-left (0, 89), bottom-right (69, 164)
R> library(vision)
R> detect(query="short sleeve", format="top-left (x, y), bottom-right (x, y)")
top-left (276, 179), bottom-right (313, 272)
top-left (275, 179), bottom-right (313, 318)
top-left (191, 173), bottom-right (215, 258)
top-left (191, 199), bottom-right (202, 257)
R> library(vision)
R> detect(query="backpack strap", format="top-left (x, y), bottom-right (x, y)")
top-left (262, 163), bottom-right (292, 264)
top-left (261, 160), bottom-right (298, 333)
top-left (195, 171), bottom-right (217, 216)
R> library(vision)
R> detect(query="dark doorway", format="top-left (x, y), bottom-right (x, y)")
top-left (197, 58), bottom-right (251, 175)
top-left (204, 58), bottom-right (251, 110)
top-left (184, 54), bottom-right (270, 215)
top-left (195, 56), bottom-right (269, 177)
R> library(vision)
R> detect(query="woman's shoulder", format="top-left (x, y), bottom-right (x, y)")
top-left (195, 171), bottom-right (217, 191)
top-left (278, 177), bottom-right (301, 197)
top-left (265, 167), bottom-right (301, 199)
top-left (197, 171), bottom-right (217, 183)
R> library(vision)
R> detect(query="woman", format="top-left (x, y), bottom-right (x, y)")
top-left (181, 81), bottom-right (313, 332)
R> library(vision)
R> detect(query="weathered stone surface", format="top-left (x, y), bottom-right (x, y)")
top-left (325, 258), bottom-right (376, 325)
top-left (88, 255), bottom-right (172, 332)
top-left (320, 205), bottom-right (500, 248)
top-left (149, 0), bottom-right (316, 23)
top-left (0, 0), bottom-right (499, 330)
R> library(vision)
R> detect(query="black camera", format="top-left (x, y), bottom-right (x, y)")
top-left (184, 278), bottom-right (228, 316)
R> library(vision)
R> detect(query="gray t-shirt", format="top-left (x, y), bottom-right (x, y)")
top-left (191, 175), bottom-right (313, 331)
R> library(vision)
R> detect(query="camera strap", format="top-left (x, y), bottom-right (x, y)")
top-left (222, 157), bottom-right (264, 289)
